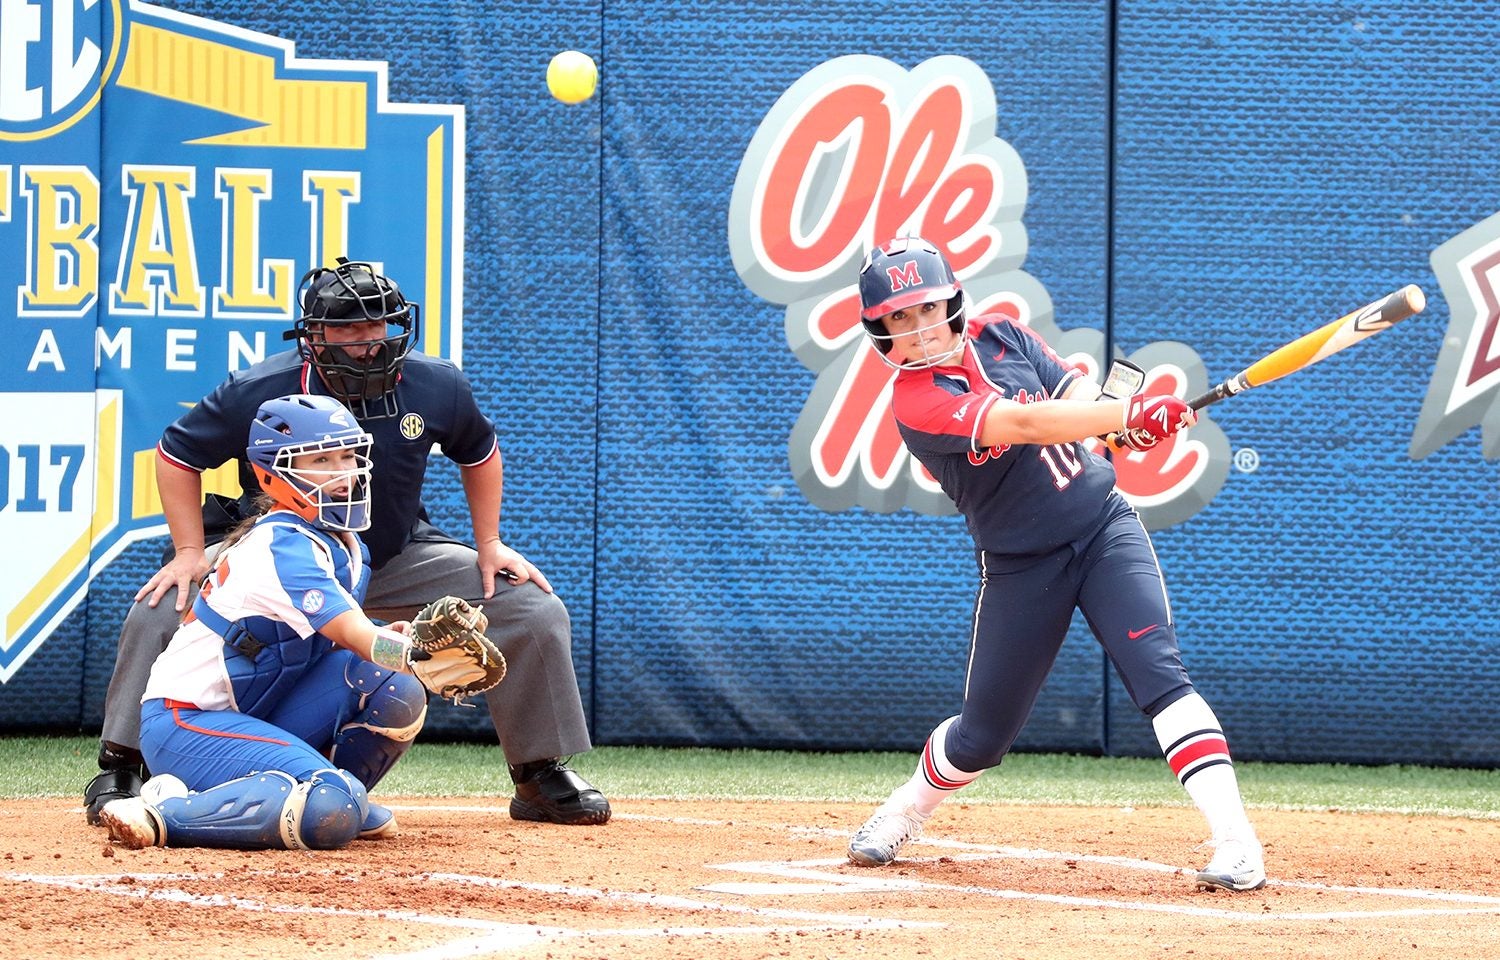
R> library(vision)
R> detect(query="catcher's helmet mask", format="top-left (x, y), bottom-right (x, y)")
top-left (857, 236), bottom-right (967, 370)
top-left (285, 257), bottom-right (419, 419)
top-left (247, 394), bottom-right (374, 532)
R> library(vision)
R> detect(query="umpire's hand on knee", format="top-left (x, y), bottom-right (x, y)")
top-left (135, 549), bottom-right (212, 611)
top-left (476, 538), bottom-right (554, 598)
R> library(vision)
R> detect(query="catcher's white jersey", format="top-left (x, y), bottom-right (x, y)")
top-left (141, 511), bottom-right (369, 714)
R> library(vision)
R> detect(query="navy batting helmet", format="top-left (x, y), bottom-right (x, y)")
top-left (286, 258), bottom-right (418, 419)
top-left (857, 237), bottom-right (965, 365)
top-left (247, 394), bottom-right (373, 532)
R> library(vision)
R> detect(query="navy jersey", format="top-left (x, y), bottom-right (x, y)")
top-left (892, 314), bottom-right (1117, 555)
top-left (158, 350), bottom-right (497, 567)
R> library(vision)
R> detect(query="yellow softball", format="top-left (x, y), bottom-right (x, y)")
top-left (547, 50), bottom-right (598, 105)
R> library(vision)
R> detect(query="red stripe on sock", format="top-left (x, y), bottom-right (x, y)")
top-left (922, 738), bottom-right (969, 790)
top-left (1167, 736), bottom-right (1229, 778)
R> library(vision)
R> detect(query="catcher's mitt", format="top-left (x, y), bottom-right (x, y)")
top-left (408, 596), bottom-right (507, 705)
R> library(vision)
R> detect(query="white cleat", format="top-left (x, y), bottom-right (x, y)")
top-left (848, 804), bottom-right (928, 867)
top-left (140, 773), bottom-right (189, 805)
top-left (1195, 835), bottom-right (1266, 891)
top-left (98, 796), bottom-right (166, 849)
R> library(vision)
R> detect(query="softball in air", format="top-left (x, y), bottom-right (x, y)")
top-left (547, 50), bottom-right (598, 104)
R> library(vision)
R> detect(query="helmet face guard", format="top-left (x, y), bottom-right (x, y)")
top-left (857, 236), bottom-right (967, 370)
top-left (286, 258), bottom-right (418, 419)
top-left (247, 394), bottom-right (374, 532)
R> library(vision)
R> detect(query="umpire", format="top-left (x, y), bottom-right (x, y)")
top-left (84, 258), bottom-right (609, 827)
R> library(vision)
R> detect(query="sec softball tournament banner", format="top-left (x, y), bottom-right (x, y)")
top-left (0, 0), bottom-right (462, 682)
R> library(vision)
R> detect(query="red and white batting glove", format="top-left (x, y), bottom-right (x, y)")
top-left (1116, 427), bottom-right (1162, 452)
top-left (1123, 394), bottom-right (1195, 442)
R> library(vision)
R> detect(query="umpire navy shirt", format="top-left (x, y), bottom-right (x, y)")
top-left (158, 349), bottom-right (498, 568)
top-left (892, 314), bottom-right (1117, 556)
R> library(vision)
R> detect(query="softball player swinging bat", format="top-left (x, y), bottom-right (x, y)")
top-left (845, 237), bottom-right (1265, 892)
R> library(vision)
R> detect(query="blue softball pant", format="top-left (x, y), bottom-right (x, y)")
top-left (140, 647), bottom-right (409, 791)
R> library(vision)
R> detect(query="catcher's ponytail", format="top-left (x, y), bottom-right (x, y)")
top-left (214, 493), bottom-right (277, 553)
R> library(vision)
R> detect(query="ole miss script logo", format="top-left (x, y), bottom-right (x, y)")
top-left (729, 55), bottom-right (1229, 528)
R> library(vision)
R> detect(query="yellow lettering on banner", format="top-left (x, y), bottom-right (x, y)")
top-left (111, 166), bottom-right (205, 315)
top-left (0, 166), bottom-right (10, 220)
top-left (20, 166), bottom-right (100, 313)
top-left (214, 169), bottom-right (293, 317)
top-left (305, 172), bottom-right (360, 266)
top-left (117, 24), bottom-right (366, 149)
top-left (131, 447), bottom-right (160, 519)
top-left (132, 449), bottom-right (243, 520)
top-left (202, 461), bottom-right (243, 501)
top-left (424, 128), bottom-right (444, 356)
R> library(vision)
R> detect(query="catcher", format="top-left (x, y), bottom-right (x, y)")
top-left (96, 394), bottom-right (504, 851)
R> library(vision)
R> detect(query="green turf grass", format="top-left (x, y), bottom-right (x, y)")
top-left (10, 736), bottom-right (1498, 819)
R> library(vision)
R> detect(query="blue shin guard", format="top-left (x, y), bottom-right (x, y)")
top-left (330, 660), bottom-right (428, 790)
top-left (154, 768), bottom-right (368, 850)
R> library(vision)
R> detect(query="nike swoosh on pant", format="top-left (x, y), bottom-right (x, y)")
top-left (1127, 624), bottom-right (1159, 640)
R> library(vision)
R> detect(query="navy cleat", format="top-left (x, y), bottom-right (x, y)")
top-left (359, 802), bottom-right (398, 840)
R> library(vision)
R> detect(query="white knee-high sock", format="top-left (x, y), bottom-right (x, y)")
top-left (1152, 693), bottom-right (1255, 842)
top-left (886, 716), bottom-right (984, 818)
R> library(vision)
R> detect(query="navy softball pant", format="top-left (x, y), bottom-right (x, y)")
top-left (945, 492), bottom-right (1194, 773)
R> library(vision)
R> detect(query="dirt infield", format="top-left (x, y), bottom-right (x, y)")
top-left (3, 797), bottom-right (1497, 960)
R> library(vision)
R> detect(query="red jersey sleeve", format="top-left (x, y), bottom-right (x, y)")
top-left (891, 368), bottom-right (1001, 456)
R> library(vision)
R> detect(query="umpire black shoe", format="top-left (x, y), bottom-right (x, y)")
top-left (508, 759), bottom-right (611, 825)
top-left (84, 743), bottom-right (147, 826)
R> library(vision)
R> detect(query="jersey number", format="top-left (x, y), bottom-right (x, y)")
top-left (1037, 443), bottom-right (1084, 490)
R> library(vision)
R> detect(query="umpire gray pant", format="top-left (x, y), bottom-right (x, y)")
top-left (100, 536), bottom-right (593, 767)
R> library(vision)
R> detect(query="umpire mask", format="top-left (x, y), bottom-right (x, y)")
top-left (286, 258), bottom-right (419, 419)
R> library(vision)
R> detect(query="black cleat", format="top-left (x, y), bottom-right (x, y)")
top-left (508, 759), bottom-right (611, 825)
top-left (84, 742), bottom-right (147, 826)
top-left (84, 768), bottom-right (145, 826)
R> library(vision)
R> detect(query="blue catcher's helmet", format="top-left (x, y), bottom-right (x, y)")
top-left (857, 236), bottom-right (966, 368)
top-left (285, 257), bottom-right (418, 419)
top-left (247, 394), bottom-right (374, 532)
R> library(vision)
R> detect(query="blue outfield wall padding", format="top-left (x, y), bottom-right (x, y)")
top-left (590, 1), bottom-right (1115, 752)
top-left (1109, 1), bottom-right (1500, 766)
top-left (6, 0), bottom-right (1497, 768)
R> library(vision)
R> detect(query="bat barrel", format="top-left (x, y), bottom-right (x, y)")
top-left (1187, 285), bottom-right (1424, 411)
top-left (1400, 283), bottom-right (1426, 315)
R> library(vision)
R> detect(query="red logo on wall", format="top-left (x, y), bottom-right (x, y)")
top-left (1414, 212), bottom-right (1500, 460)
top-left (728, 55), bottom-right (1228, 528)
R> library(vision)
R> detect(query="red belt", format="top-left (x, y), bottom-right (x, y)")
top-left (163, 698), bottom-right (201, 710)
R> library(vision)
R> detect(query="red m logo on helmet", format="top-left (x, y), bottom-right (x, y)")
top-left (886, 260), bottom-right (923, 291)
